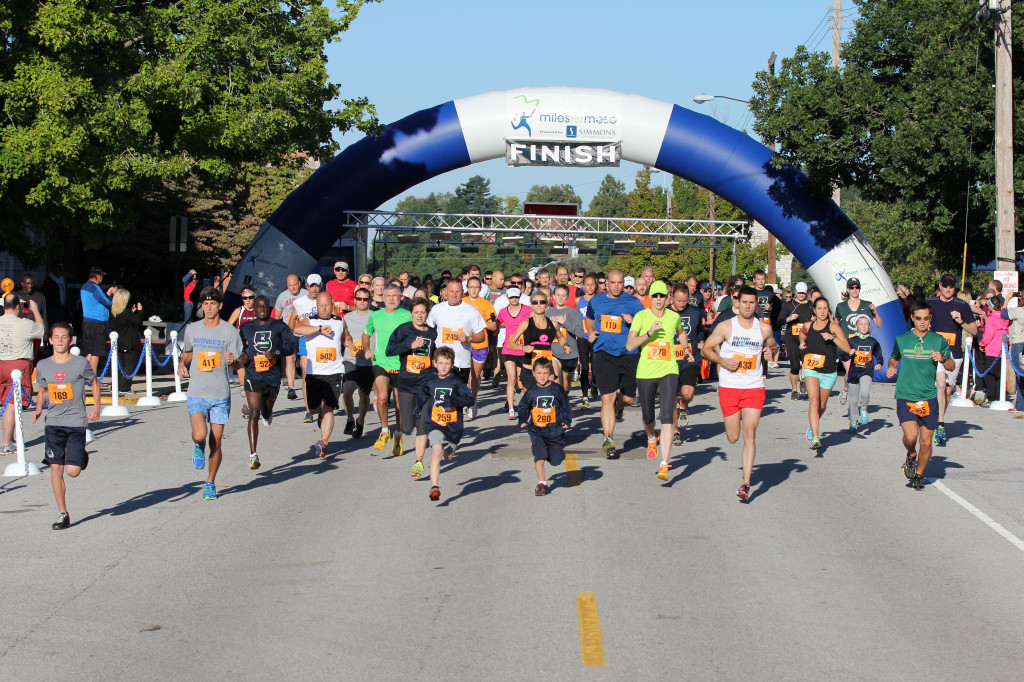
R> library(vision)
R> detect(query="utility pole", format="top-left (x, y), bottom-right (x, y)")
top-left (766, 51), bottom-right (778, 284)
top-left (831, 0), bottom-right (842, 207)
top-left (994, 0), bottom-right (1016, 270)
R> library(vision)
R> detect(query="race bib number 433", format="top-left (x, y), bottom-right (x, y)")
top-left (734, 354), bottom-right (756, 373)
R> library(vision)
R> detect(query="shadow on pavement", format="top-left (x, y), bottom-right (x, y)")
top-left (75, 481), bottom-right (205, 524)
top-left (920, 454), bottom-right (964, 480)
top-left (222, 450), bottom-right (342, 497)
top-left (552, 464), bottom-right (604, 489)
top-left (665, 447), bottom-right (728, 486)
top-left (437, 469), bottom-right (521, 506)
top-left (748, 458), bottom-right (809, 502)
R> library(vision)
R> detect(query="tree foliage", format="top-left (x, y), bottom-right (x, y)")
top-left (586, 174), bottom-right (628, 217)
top-left (525, 184), bottom-right (581, 206)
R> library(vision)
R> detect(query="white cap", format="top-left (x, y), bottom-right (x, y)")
top-left (624, 276), bottom-right (636, 287)
top-left (506, 287), bottom-right (522, 298)
top-left (334, 261), bottom-right (348, 270)
top-left (306, 273), bottom-right (323, 286)
top-left (795, 282), bottom-right (808, 293)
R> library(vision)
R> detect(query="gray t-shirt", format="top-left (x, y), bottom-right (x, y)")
top-left (182, 319), bottom-right (243, 399)
top-left (36, 355), bottom-right (94, 427)
top-left (546, 306), bottom-right (583, 359)
top-left (0, 314), bottom-right (44, 361)
top-left (274, 288), bottom-right (307, 318)
top-left (342, 310), bottom-right (372, 368)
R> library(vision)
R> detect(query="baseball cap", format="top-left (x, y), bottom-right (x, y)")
top-left (795, 282), bottom-right (808, 293)
top-left (650, 281), bottom-right (669, 296)
top-left (334, 261), bottom-right (348, 270)
top-left (846, 277), bottom-right (861, 289)
top-left (700, 282), bottom-right (711, 291)
top-left (940, 274), bottom-right (957, 287)
top-left (624, 276), bottom-right (636, 287)
top-left (88, 265), bottom-right (106, 277)
top-left (506, 287), bottom-right (522, 298)
top-left (306, 273), bottom-right (322, 286)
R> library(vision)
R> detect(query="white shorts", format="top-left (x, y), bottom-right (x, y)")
top-left (936, 358), bottom-right (964, 388)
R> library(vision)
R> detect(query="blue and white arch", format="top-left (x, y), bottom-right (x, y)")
top-left (233, 86), bottom-right (905, 371)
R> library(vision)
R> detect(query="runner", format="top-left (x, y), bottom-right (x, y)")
top-left (834, 277), bottom-right (883, 403)
top-left (340, 286), bottom-right (373, 439)
top-left (927, 274), bottom-right (977, 444)
top-left (326, 261), bottom-right (356, 317)
top-left (887, 299), bottom-right (954, 491)
top-left (517, 357), bottom-right (572, 496)
top-left (289, 275), bottom-right (323, 424)
top-left (508, 290), bottom-right (571, 391)
top-left (752, 270), bottom-right (780, 370)
top-left (414, 347), bottom-right (475, 502)
top-left (426, 279), bottom-right (486, 416)
top-left (462, 277), bottom-right (497, 410)
top-left (701, 286), bottom-right (778, 502)
top-left (32, 322), bottom-right (101, 530)
top-left (496, 285), bottom-right (529, 419)
top-left (670, 284), bottom-right (704, 443)
top-left (583, 269), bottom-right (645, 458)
top-left (576, 274), bottom-right (599, 404)
top-left (239, 296), bottom-right (299, 469)
top-left (625, 281), bottom-right (688, 481)
top-left (178, 287), bottom-right (245, 500)
top-left (386, 297), bottom-right (438, 479)
top-left (272, 274), bottom-right (306, 401)
top-left (292, 292), bottom-right (346, 458)
top-left (362, 284), bottom-right (412, 454)
top-left (844, 315), bottom-right (882, 434)
top-left (799, 297), bottom-right (852, 450)
top-left (779, 282), bottom-right (814, 400)
top-left (228, 286), bottom-right (258, 390)
top-left (546, 284), bottom-right (585, 400)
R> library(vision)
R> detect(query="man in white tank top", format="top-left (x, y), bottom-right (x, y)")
top-left (701, 286), bottom-right (779, 502)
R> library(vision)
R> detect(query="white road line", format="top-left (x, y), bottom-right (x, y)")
top-left (928, 478), bottom-right (1024, 555)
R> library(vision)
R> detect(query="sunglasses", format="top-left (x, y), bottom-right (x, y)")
top-left (484, 277), bottom-right (492, 281)
top-left (531, 300), bottom-right (547, 305)
top-left (335, 267), bottom-right (348, 271)
top-left (912, 315), bottom-right (932, 321)
top-left (510, 281), bottom-right (523, 286)
top-left (848, 285), bottom-right (860, 290)
top-left (651, 293), bottom-right (667, 299)
top-left (241, 295), bottom-right (254, 300)
top-left (359, 281), bottom-right (371, 285)
top-left (598, 280), bottom-right (606, 285)
top-left (355, 296), bottom-right (370, 301)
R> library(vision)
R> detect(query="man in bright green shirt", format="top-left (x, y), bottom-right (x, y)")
top-left (887, 299), bottom-right (954, 492)
top-left (362, 284), bottom-right (412, 451)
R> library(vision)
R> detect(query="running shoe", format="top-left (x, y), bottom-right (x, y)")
top-left (903, 454), bottom-right (917, 479)
top-left (287, 387), bottom-right (297, 400)
top-left (848, 424), bottom-right (857, 435)
top-left (429, 486), bottom-right (441, 501)
top-left (767, 361), bottom-right (780, 369)
top-left (465, 406), bottom-right (475, 420)
top-left (52, 512), bottom-right (71, 530)
top-left (85, 428), bottom-right (95, 443)
top-left (615, 404), bottom-right (624, 422)
top-left (602, 437), bottom-right (616, 458)
top-left (373, 430), bottom-right (391, 450)
top-left (442, 443), bottom-right (454, 461)
top-left (343, 419), bottom-right (354, 435)
top-left (249, 453), bottom-right (261, 470)
top-left (508, 407), bottom-right (516, 420)
top-left (679, 409), bottom-right (689, 428)
top-left (82, 452), bottom-right (89, 471)
top-left (810, 437), bottom-right (821, 450)
top-left (314, 439), bottom-right (327, 458)
top-left (672, 431), bottom-right (682, 447)
top-left (656, 463), bottom-right (670, 481)
top-left (860, 408), bottom-right (868, 424)
top-left (582, 397), bottom-right (590, 409)
top-left (933, 425), bottom-right (947, 445)
top-left (392, 435), bottom-right (404, 457)
top-left (736, 483), bottom-right (750, 502)
top-left (646, 437), bottom-right (658, 460)
top-left (491, 374), bottom-right (501, 389)
top-left (911, 474), bottom-right (926, 491)
top-left (790, 390), bottom-right (800, 401)
top-left (240, 404), bottom-right (251, 419)
top-left (192, 444), bottom-right (205, 470)
top-left (0, 443), bottom-right (13, 456)
top-left (302, 412), bottom-right (314, 424)
top-left (260, 414), bottom-right (272, 427)
top-left (806, 427), bottom-right (813, 440)
top-left (352, 421), bottom-right (364, 439)
top-left (411, 460), bottom-right (424, 479)
top-left (202, 482), bottom-right (216, 500)
top-left (839, 386), bottom-right (848, 405)
top-left (535, 482), bottom-right (550, 496)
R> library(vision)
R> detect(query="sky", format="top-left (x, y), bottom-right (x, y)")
top-left (323, 0), bottom-right (856, 211)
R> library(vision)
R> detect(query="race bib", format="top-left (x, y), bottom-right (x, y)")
top-left (674, 345), bottom-right (687, 361)
top-left (938, 332), bottom-right (956, 347)
top-left (406, 354), bottom-right (431, 374)
top-left (441, 327), bottom-right (462, 344)
top-left (646, 341), bottom-right (671, 361)
top-left (803, 353), bottom-right (825, 370)
top-left (532, 348), bottom-right (553, 362)
top-left (791, 323), bottom-right (804, 336)
top-left (734, 354), bottom-right (756, 373)
top-left (853, 350), bottom-right (872, 366)
top-left (349, 340), bottom-right (363, 356)
top-left (316, 347), bottom-right (337, 363)
top-left (197, 352), bottom-right (221, 372)
top-left (254, 354), bottom-right (273, 372)
top-left (431, 405), bottom-right (458, 425)
top-left (531, 406), bottom-right (556, 427)
top-left (907, 400), bottom-right (931, 417)
top-left (600, 315), bottom-right (622, 334)
top-left (48, 383), bottom-right (73, 404)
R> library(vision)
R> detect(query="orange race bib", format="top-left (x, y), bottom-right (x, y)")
top-left (349, 340), bottom-right (363, 356)
top-left (47, 383), bottom-right (73, 404)
top-left (441, 327), bottom-right (462, 344)
top-left (853, 350), bottom-right (872, 366)
top-left (431, 405), bottom-right (458, 425)
top-left (646, 341), bottom-right (671, 361)
top-left (600, 315), bottom-right (622, 334)
top-left (532, 348), bottom-right (553, 362)
top-left (674, 345), bottom-right (687, 361)
top-left (734, 354), bottom-right (756, 373)
top-left (315, 347), bottom-right (337, 363)
top-left (791, 322), bottom-right (804, 336)
top-left (254, 354), bottom-right (273, 372)
top-left (197, 352), bottom-right (221, 372)
top-left (406, 354), bottom-right (431, 374)
top-left (907, 400), bottom-right (931, 417)
top-left (531, 406), bottom-right (556, 427)
top-left (938, 332), bottom-right (956, 347)
top-left (803, 353), bottom-right (825, 370)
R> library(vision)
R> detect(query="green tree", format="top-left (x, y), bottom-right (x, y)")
top-left (586, 174), bottom-right (628, 217)
top-left (525, 184), bottom-right (581, 206)
top-left (448, 175), bottom-right (502, 214)
top-left (0, 0), bottom-right (380, 264)
top-left (626, 167), bottom-right (665, 219)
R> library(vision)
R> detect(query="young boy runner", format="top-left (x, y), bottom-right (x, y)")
top-left (414, 347), bottom-right (475, 502)
top-left (179, 287), bottom-right (245, 500)
top-left (517, 357), bottom-right (572, 495)
top-left (843, 315), bottom-right (882, 434)
top-left (887, 300), bottom-right (954, 491)
top-left (33, 322), bottom-right (101, 530)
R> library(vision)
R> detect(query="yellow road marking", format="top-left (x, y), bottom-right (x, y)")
top-left (576, 591), bottom-right (605, 666)
top-left (565, 454), bottom-right (581, 486)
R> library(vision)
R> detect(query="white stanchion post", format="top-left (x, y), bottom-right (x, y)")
top-left (3, 369), bottom-right (40, 477)
top-left (989, 336), bottom-right (1013, 411)
top-left (167, 329), bottom-right (187, 402)
top-left (70, 347), bottom-right (95, 443)
top-left (101, 332), bottom-right (130, 417)
top-left (136, 330), bottom-right (162, 407)
top-left (949, 336), bottom-right (975, 408)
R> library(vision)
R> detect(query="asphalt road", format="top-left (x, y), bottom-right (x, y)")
top-left (2, 374), bottom-right (1023, 680)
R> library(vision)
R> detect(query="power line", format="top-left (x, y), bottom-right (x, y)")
top-left (802, 10), bottom-right (831, 47)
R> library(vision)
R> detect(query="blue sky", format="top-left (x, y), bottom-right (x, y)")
top-left (324, 0), bottom-right (855, 210)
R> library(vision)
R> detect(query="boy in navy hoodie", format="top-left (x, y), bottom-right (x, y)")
top-left (517, 357), bottom-right (572, 495)
top-left (414, 346), bottom-right (475, 502)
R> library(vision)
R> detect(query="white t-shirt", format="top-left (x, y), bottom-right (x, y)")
top-left (289, 295), bottom-right (318, 326)
top-left (426, 301), bottom-right (486, 368)
top-left (493, 294), bottom-right (510, 348)
top-left (303, 318), bottom-right (346, 375)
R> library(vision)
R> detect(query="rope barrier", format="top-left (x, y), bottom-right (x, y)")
top-left (150, 338), bottom-right (174, 367)
top-left (119, 338), bottom-right (148, 379)
top-left (1004, 340), bottom-right (1024, 379)
top-left (0, 384), bottom-right (14, 420)
top-left (97, 344), bottom-right (113, 381)
top-left (967, 344), bottom-right (1000, 378)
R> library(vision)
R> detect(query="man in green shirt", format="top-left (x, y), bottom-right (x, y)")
top-left (887, 300), bottom-right (954, 491)
top-left (363, 284), bottom-right (412, 453)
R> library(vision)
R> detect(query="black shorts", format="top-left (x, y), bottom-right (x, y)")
top-left (556, 357), bottom-right (579, 374)
top-left (305, 373), bottom-right (342, 410)
top-left (43, 425), bottom-right (87, 468)
top-left (592, 351), bottom-right (639, 396)
top-left (677, 365), bottom-right (699, 388)
top-left (345, 365), bottom-right (373, 394)
top-left (501, 352), bottom-right (524, 366)
top-left (637, 374), bottom-right (679, 425)
top-left (81, 321), bottom-right (108, 358)
top-left (372, 365), bottom-right (399, 391)
top-left (453, 366), bottom-right (470, 383)
top-left (529, 432), bottom-right (566, 466)
top-left (244, 377), bottom-right (280, 402)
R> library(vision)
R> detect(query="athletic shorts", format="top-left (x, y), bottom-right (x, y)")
top-left (297, 336), bottom-right (307, 357)
top-left (802, 368), bottom-right (838, 391)
top-left (344, 365), bottom-right (373, 394)
top-left (471, 347), bottom-right (489, 363)
top-left (187, 397), bottom-right (230, 425)
top-left (556, 357), bottom-right (579, 374)
top-left (529, 432), bottom-right (565, 466)
top-left (520, 366), bottom-right (539, 390)
top-left (43, 425), bottom-right (87, 468)
top-left (372, 365), bottom-right (399, 391)
top-left (0, 358), bottom-right (33, 408)
top-left (428, 430), bottom-right (455, 449)
top-left (243, 377), bottom-right (280, 402)
top-left (305, 373), bottom-right (342, 410)
top-left (592, 351), bottom-right (639, 397)
top-left (637, 374), bottom-right (679, 425)
top-left (895, 397), bottom-right (939, 431)
top-left (785, 337), bottom-right (803, 375)
top-left (501, 352), bottom-right (524, 366)
top-left (81, 321), bottom-right (108, 358)
top-left (718, 386), bottom-right (766, 417)
top-left (453, 366), bottom-right (470, 383)
top-left (397, 390), bottom-right (428, 437)
top-left (677, 365), bottom-right (699, 388)
top-left (936, 358), bottom-right (964, 389)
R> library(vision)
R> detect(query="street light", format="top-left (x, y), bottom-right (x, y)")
top-left (692, 94), bottom-right (750, 105)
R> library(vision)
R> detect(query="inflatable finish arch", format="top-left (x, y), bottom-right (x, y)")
top-left (233, 87), bottom-right (905, 364)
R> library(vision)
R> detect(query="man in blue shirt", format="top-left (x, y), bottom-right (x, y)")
top-left (584, 269), bottom-right (645, 458)
top-left (79, 266), bottom-right (115, 376)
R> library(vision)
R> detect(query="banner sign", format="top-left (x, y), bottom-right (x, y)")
top-left (995, 270), bottom-right (1019, 296)
top-left (506, 92), bottom-right (621, 143)
top-left (506, 141), bottom-right (621, 167)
